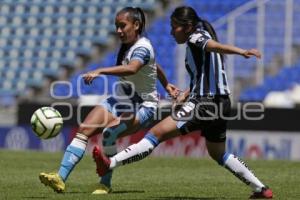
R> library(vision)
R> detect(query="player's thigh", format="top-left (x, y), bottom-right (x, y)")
top-left (78, 105), bottom-right (116, 137)
top-left (110, 112), bottom-right (142, 138)
top-left (117, 106), bottom-right (157, 138)
top-left (150, 116), bottom-right (181, 142)
top-left (98, 111), bottom-right (138, 137)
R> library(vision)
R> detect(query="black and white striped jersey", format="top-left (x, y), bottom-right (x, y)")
top-left (185, 29), bottom-right (230, 97)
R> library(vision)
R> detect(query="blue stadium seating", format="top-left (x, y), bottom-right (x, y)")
top-left (0, 0), bottom-right (156, 98)
top-left (2, 0), bottom-right (299, 104)
top-left (240, 59), bottom-right (300, 101)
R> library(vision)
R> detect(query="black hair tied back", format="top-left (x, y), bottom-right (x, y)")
top-left (135, 7), bottom-right (146, 34)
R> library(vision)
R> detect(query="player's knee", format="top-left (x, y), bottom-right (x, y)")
top-left (207, 148), bottom-right (224, 163)
top-left (77, 124), bottom-right (96, 137)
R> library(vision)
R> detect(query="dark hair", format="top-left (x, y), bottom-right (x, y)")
top-left (171, 6), bottom-right (219, 42)
top-left (116, 7), bottom-right (146, 65)
top-left (171, 6), bottom-right (224, 60)
top-left (117, 7), bottom-right (146, 35)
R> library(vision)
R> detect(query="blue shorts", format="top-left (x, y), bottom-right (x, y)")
top-left (100, 96), bottom-right (156, 128)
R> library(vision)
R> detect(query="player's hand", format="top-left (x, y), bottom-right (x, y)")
top-left (175, 92), bottom-right (188, 104)
top-left (166, 83), bottom-right (181, 99)
top-left (242, 49), bottom-right (262, 59)
top-left (172, 91), bottom-right (188, 110)
top-left (82, 69), bottom-right (101, 85)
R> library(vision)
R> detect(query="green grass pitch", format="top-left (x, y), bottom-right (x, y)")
top-left (0, 149), bottom-right (300, 200)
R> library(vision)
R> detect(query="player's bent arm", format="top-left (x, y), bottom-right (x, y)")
top-left (83, 60), bottom-right (144, 84)
top-left (157, 63), bottom-right (180, 98)
top-left (205, 40), bottom-right (262, 59)
top-left (97, 60), bottom-right (144, 76)
top-left (156, 63), bottom-right (169, 88)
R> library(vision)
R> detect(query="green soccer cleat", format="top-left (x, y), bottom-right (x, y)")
top-left (92, 183), bottom-right (112, 194)
top-left (39, 172), bottom-right (65, 193)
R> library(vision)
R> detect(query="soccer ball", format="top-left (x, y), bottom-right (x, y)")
top-left (30, 107), bottom-right (63, 139)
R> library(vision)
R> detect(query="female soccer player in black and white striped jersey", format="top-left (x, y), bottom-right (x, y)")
top-left (93, 6), bottom-right (273, 199)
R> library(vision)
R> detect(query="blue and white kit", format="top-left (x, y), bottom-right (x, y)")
top-left (101, 36), bottom-right (158, 127)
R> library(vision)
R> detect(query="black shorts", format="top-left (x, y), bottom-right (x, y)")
top-left (173, 95), bottom-right (231, 143)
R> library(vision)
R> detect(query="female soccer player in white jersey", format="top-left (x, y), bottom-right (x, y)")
top-left (39, 7), bottom-right (179, 194)
top-left (93, 6), bottom-right (273, 199)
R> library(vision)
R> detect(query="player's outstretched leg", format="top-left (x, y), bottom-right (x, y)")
top-left (206, 140), bottom-right (273, 199)
top-left (93, 133), bottom-right (158, 173)
top-left (39, 133), bottom-right (88, 192)
top-left (219, 153), bottom-right (273, 199)
top-left (92, 124), bottom-right (127, 194)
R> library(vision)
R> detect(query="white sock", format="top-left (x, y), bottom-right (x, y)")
top-left (110, 138), bottom-right (155, 169)
top-left (223, 154), bottom-right (265, 192)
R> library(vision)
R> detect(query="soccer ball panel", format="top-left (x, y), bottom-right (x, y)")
top-left (33, 115), bottom-right (46, 137)
top-left (50, 123), bottom-right (63, 138)
top-left (41, 107), bottom-right (62, 119)
top-left (30, 107), bottom-right (63, 139)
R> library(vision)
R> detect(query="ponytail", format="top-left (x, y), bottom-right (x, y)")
top-left (171, 6), bottom-right (220, 42)
top-left (201, 19), bottom-right (219, 42)
top-left (201, 19), bottom-right (224, 62)
top-left (116, 44), bottom-right (129, 65)
top-left (171, 6), bottom-right (224, 61)
top-left (135, 7), bottom-right (146, 34)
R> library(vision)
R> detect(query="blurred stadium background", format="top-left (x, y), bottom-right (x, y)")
top-left (1, 0), bottom-right (300, 162)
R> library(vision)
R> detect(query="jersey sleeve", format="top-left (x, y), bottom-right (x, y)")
top-left (188, 31), bottom-right (211, 50)
top-left (130, 46), bottom-right (151, 65)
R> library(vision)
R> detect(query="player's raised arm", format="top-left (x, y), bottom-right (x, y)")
top-left (205, 39), bottom-right (262, 59)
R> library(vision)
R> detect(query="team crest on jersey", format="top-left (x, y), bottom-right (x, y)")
top-left (190, 33), bottom-right (205, 43)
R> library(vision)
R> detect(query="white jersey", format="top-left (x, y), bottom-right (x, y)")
top-left (115, 37), bottom-right (158, 107)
